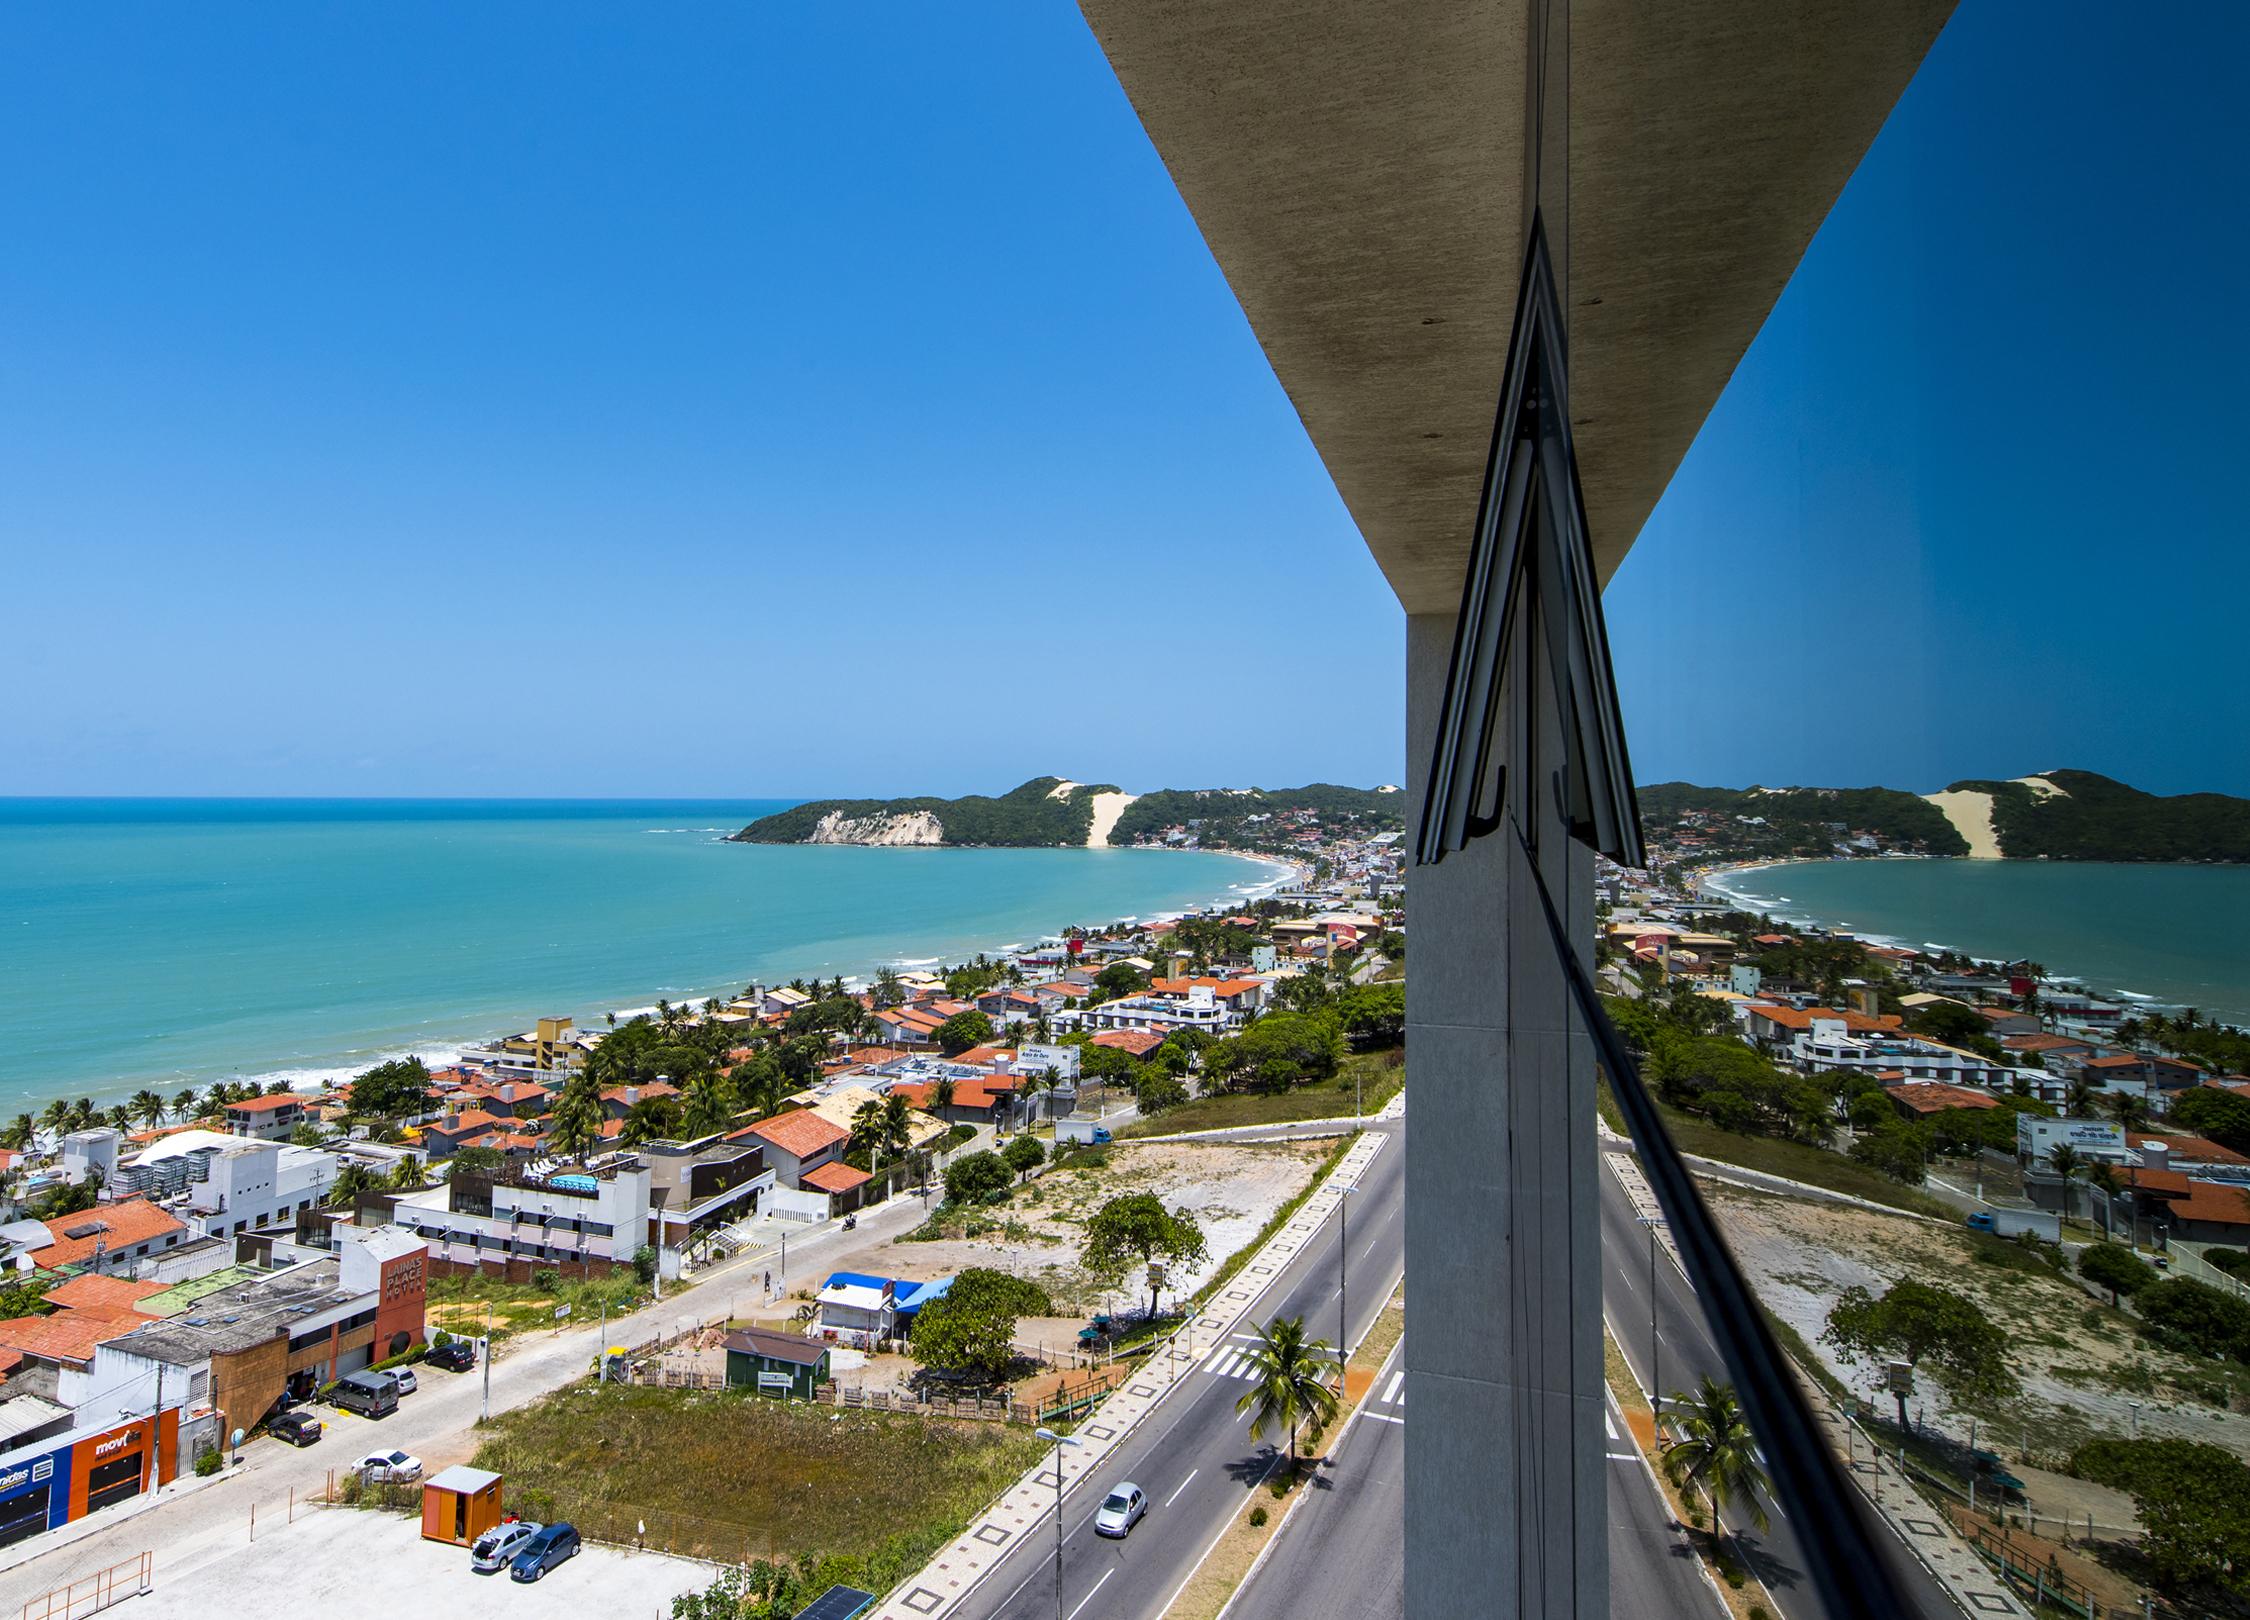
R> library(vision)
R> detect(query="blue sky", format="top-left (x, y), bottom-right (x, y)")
top-left (3, 5), bottom-right (2243, 800)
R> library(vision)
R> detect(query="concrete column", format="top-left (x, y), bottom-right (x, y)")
top-left (1404, 608), bottom-right (1605, 1620)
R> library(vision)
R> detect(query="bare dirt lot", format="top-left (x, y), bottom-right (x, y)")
top-left (1710, 1180), bottom-right (2250, 1463)
top-left (869, 1136), bottom-right (1336, 1318)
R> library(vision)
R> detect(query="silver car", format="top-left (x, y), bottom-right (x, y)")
top-left (471, 1519), bottom-right (543, 1574)
top-left (356, 1449), bottom-right (423, 1484)
top-left (1093, 1483), bottom-right (1147, 1538)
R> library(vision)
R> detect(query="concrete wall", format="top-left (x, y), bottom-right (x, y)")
top-left (1404, 610), bottom-right (1606, 1619)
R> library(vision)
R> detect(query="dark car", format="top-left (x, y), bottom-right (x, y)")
top-left (425, 1340), bottom-right (477, 1373)
top-left (509, 1522), bottom-right (580, 1582)
top-left (268, 1411), bottom-right (323, 1447)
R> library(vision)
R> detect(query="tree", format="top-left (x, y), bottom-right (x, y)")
top-left (872, 966), bottom-right (906, 1010)
top-left (1002, 1135), bottom-right (1045, 1183)
top-left (1233, 1314), bottom-right (1339, 1476)
top-left (1082, 1194), bottom-right (1209, 1319)
top-left (2170, 1086), bottom-right (2250, 1156)
top-left (350, 1057), bottom-right (434, 1120)
top-left (449, 1145), bottom-right (505, 1176)
top-left (0, 1114), bottom-right (34, 1151)
top-left (679, 1074), bottom-right (733, 1139)
top-left (1093, 962), bottom-right (1149, 1003)
top-left (2069, 1438), bottom-right (2250, 1601)
top-left (387, 1156), bottom-right (424, 1192)
top-left (325, 1162), bottom-right (377, 1209)
top-left (909, 1268), bottom-right (1052, 1383)
top-left (2079, 1242), bottom-right (2157, 1306)
top-left (1205, 1013), bottom-right (1345, 1094)
top-left (547, 1072), bottom-right (606, 1160)
top-left (619, 1093), bottom-right (683, 1146)
top-left (1336, 983), bottom-right (1406, 1048)
top-left (1132, 1070), bottom-right (1189, 1115)
top-left (129, 1089), bottom-right (168, 1131)
top-left (2047, 1142), bottom-right (2083, 1217)
top-left (932, 1076), bottom-right (957, 1115)
top-left (288, 1122), bottom-right (326, 1147)
top-left (1823, 1280), bottom-right (2018, 1422)
top-left (2136, 1277), bottom-right (2250, 1362)
top-left (1848, 1122), bottom-right (1930, 1185)
top-left (936, 1011), bottom-right (995, 1057)
top-left (1661, 1376), bottom-right (1770, 1558)
top-left (943, 1151), bottom-right (1010, 1206)
top-left (2104, 1090), bottom-right (2149, 1132)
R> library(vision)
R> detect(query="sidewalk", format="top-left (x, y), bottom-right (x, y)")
top-left (865, 1126), bottom-right (1393, 1620)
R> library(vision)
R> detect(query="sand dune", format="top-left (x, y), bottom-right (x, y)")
top-left (1921, 790), bottom-right (2003, 859)
top-left (1085, 791), bottom-right (1137, 849)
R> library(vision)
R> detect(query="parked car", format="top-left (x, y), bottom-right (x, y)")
top-left (426, 1340), bottom-right (477, 1373)
top-left (356, 1449), bottom-right (423, 1484)
top-left (388, 1368), bottom-right (417, 1396)
top-left (268, 1411), bottom-right (323, 1447)
top-left (331, 1371), bottom-right (397, 1418)
top-left (1094, 1483), bottom-right (1147, 1538)
top-left (509, 1522), bottom-right (581, 1582)
top-left (471, 1519), bottom-right (543, 1574)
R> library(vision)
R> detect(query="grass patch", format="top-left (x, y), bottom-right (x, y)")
top-left (426, 1269), bottom-right (651, 1343)
top-left (1656, 1103), bottom-right (1957, 1220)
top-left (472, 1381), bottom-right (1044, 1592)
top-left (1123, 1050), bottom-right (1402, 1139)
top-left (1191, 1134), bottom-right (1357, 1312)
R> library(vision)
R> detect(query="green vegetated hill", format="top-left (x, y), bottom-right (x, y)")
top-left (731, 779), bottom-right (1405, 849)
top-left (731, 777), bottom-right (1115, 847)
top-left (1108, 783), bottom-right (1404, 849)
top-left (1950, 770), bottom-right (2250, 863)
top-left (1638, 783), bottom-right (1971, 860)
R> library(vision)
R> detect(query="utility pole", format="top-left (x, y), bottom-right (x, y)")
top-left (1637, 1215), bottom-right (1666, 1421)
top-left (1034, 1427), bottom-right (1082, 1620)
top-left (1336, 1183), bottom-right (1352, 1359)
top-left (481, 1300), bottom-right (492, 1423)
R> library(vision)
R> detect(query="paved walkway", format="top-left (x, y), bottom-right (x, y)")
top-left (868, 1125), bottom-right (1392, 1620)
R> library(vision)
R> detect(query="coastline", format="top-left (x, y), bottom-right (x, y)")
top-left (13, 846), bottom-right (1300, 1114)
top-left (1694, 854), bottom-right (2250, 1022)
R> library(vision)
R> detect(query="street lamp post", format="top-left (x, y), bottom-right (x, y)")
top-left (1337, 1182), bottom-right (1354, 1359)
top-left (1637, 1215), bottom-right (1666, 1424)
top-left (1033, 1426), bottom-right (1083, 1620)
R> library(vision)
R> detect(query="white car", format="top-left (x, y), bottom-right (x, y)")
top-left (389, 1369), bottom-right (417, 1396)
top-left (471, 1519), bottom-right (543, 1574)
top-left (357, 1449), bottom-right (423, 1484)
top-left (1093, 1483), bottom-right (1148, 1538)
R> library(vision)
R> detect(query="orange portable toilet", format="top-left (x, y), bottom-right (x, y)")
top-left (420, 1465), bottom-right (504, 1547)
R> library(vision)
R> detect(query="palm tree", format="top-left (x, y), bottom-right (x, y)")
top-left (387, 1156), bottom-right (424, 1192)
top-left (39, 1098), bottom-right (69, 1136)
top-left (130, 1089), bottom-right (168, 1131)
top-left (880, 1094), bottom-right (913, 1161)
top-left (326, 1163), bottom-right (376, 1208)
top-left (1235, 1315), bottom-right (1340, 1478)
top-left (873, 968), bottom-right (905, 1010)
top-left (2047, 1143), bottom-right (2083, 1220)
top-left (547, 1073), bottom-right (606, 1160)
top-left (69, 1098), bottom-right (96, 1132)
top-left (105, 1104), bottom-right (135, 1133)
top-left (680, 1075), bottom-right (732, 1139)
top-left (172, 1088), bottom-right (201, 1122)
top-left (2105, 1091), bottom-right (2148, 1133)
top-left (849, 1099), bottom-right (886, 1167)
top-left (620, 1094), bottom-right (682, 1146)
top-left (1, 1115), bottom-right (34, 1152)
top-left (2065, 1076), bottom-right (2096, 1118)
top-left (1661, 1376), bottom-right (1771, 1556)
top-left (933, 1076), bottom-right (957, 1116)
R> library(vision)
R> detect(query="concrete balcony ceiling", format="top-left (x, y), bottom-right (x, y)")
top-left (1079, 0), bottom-right (1954, 611)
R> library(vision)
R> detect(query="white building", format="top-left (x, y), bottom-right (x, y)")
top-left (119, 1133), bottom-right (339, 1242)
top-left (392, 1155), bottom-right (652, 1270)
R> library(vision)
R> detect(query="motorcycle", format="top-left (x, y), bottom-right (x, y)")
top-left (842, 1215), bottom-right (858, 1231)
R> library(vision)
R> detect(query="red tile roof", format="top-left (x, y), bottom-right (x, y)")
top-left (1744, 1004), bottom-right (1903, 1034)
top-left (2083, 1055), bottom-right (2148, 1070)
top-left (801, 1162), bottom-right (872, 1194)
top-left (1091, 1030), bottom-right (1165, 1057)
top-left (2004, 1033), bottom-right (2090, 1053)
top-left (30, 1201), bottom-right (186, 1268)
top-left (1149, 977), bottom-right (1264, 999)
top-left (0, 1309), bottom-right (147, 1367)
top-left (887, 1081), bottom-right (1001, 1114)
top-left (41, 1275), bottom-right (167, 1317)
top-left (225, 1093), bottom-right (303, 1114)
top-left (747, 1109), bottom-right (851, 1160)
top-left (1887, 1082), bottom-right (2001, 1116)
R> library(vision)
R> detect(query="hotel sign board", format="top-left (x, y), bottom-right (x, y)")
top-left (2017, 1116), bottom-right (2125, 1163)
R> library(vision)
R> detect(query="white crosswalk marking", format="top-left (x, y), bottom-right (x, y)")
top-left (1605, 1409), bottom-right (1618, 1442)
top-left (1382, 1371), bottom-right (1405, 1406)
top-left (1207, 1347), bottom-right (1254, 1379)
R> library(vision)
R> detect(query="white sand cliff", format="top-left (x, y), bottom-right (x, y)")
top-left (1084, 791), bottom-right (1137, 849)
top-left (1921, 790), bottom-right (2004, 859)
top-left (806, 809), bottom-right (945, 846)
top-left (2013, 774), bottom-right (2069, 799)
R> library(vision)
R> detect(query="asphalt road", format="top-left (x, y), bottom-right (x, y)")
top-left (1225, 1333), bottom-right (1718, 1620)
top-left (950, 1118), bottom-right (1408, 1620)
top-left (1597, 1140), bottom-right (1960, 1620)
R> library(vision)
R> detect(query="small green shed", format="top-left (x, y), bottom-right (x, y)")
top-left (723, 1325), bottom-right (832, 1399)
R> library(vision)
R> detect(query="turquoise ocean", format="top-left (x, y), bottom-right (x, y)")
top-left (1704, 858), bottom-right (2250, 1028)
top-left (0, 799), bottom-right (1289, 1113)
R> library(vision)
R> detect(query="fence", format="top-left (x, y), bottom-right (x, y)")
top-left (1959, 1519), bottom-right (2097, 1620)
top-left (813, 1383), bottom-right (1027, 1423)
top-left (17, 1553), bottom-right (152, 1620)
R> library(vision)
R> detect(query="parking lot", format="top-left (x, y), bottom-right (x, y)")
top-left (132, 1500), bottom-right (718, 1620)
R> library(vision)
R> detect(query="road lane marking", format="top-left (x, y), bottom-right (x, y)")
top-left (1381, 1370), bottom-right (1405, 1404)
top-left (1607, 1451), bottom-right (1639, 1463)
top-left (1364, 1411), bottom-right (1405, 1425)
top-left (1605, 1410), bottom-right (1618, 1441)
top-left (1164, 1469), bottom-right (1198, 1507)
top-left (1067, 1567), bottom-right (1112, 1620)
